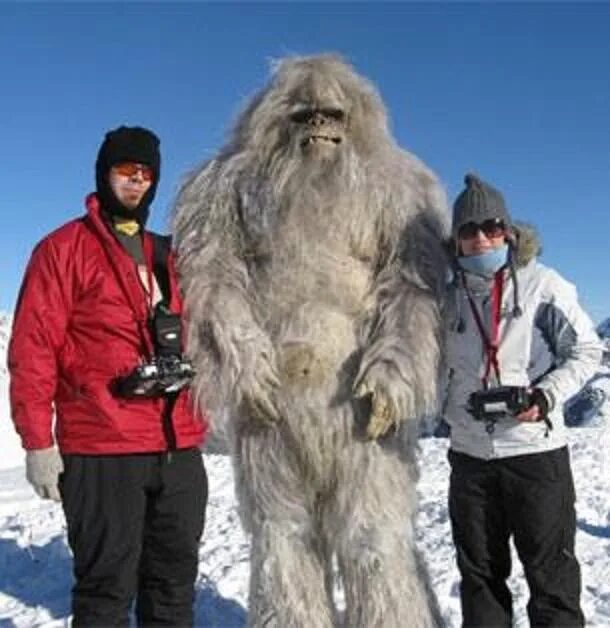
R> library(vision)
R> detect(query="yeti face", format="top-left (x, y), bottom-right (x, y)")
top-left (289, 105), bottom-right (346, 157)
top-left (282, 73), bottom-right (351, 167)
top-left (237, 56), bottom-right (392, 170)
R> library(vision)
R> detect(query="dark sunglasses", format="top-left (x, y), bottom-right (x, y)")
top-left (458, 218), bottom-right (506, 240)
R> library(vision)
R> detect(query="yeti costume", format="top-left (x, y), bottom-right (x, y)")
top-left (173, 55), bottom-right (449, 627)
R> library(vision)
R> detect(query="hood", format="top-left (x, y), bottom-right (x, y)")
top-left (511, 222), bottom-right (542, 268)
top-left (95, 126), bottom-right (161, 225)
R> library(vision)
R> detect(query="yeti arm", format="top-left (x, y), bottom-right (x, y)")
top-left (355, 200), bottom-right (448, 438)
top-left (173, 160), bottom-right (280, 428)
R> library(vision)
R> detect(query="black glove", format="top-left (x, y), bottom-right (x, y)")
top-left (529, 388), bottom-right (552, 429)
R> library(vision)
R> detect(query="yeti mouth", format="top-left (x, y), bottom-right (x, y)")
top-left (301, 135), bottom-right (342, 147)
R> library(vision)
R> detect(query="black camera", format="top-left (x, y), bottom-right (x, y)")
top-left (113, 303), bottom-right (195, 398)
top-left (468, 386), bottom-right (531, 422)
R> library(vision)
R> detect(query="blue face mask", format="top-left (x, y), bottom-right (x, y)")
top-left (458, 244), bottom-right (509, 277)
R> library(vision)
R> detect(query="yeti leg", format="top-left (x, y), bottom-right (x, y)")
top-left (248, 519), bottom-right (335, 628)
top-left (330, 441), bottom-right (441, 628)
top-left (236, 427), bottom-right (334, 628)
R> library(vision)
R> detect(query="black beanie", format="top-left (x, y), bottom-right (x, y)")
top-left (452, 173), bottom-right (511, 238)
top-left (95, 126), bottom-right (161, 223)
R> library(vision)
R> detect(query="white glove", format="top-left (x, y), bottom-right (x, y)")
top-left (26, 447), bottom-right (63, 502)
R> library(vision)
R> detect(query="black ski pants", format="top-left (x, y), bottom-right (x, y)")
top-left (448, 446), bottom-right (584, 628)
top-left (59, 448), bottom-right (207, 627)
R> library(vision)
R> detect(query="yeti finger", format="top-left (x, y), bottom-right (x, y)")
top-left (263, 370), bottom-right (281, 390)
top-left (366, 395), bottom-right (395, 439)
top-left (251, 392), bottom-right (282, 424)
top-left (242, 390), bottom-right (275, 424)
top-left (258, 352), bottom-right (281, 388)
top-left (353, 379), bottom-right (374, 399)
top-left (366, 413), bottom-right (393, 439)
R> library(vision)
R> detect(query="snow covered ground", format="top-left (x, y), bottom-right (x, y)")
top-left (1, 311), bottom-right (609, 627)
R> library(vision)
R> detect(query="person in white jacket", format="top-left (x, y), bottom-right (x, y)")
top-left (442, 173), bottom-right (602, 628)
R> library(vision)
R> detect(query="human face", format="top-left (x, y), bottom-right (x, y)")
top-left (458, 218), bottom-right (507, 256)
top-left (108, 162), bottom-right (153, 210)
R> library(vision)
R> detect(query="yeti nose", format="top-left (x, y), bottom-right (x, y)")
top-left (309, 112), bottom-right (327, 127)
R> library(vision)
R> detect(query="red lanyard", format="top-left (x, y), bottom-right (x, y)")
top-left (464, 271), bottom-right (504, 388)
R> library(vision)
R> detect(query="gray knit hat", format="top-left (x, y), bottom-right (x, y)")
top-left (452, 173), bottom-right (511, 238)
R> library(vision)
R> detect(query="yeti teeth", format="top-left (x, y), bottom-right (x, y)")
top-left (308, 136), bottom-right (333, 144)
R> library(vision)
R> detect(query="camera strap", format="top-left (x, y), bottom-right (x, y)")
top-left (144, 235), bottom-right (181, 447)
top-left (151, 234), bottom-right (172, 304)
top-left (142, 234), bottom-right (173, 310)
top-left (463, 270), bottom-right (504, 389)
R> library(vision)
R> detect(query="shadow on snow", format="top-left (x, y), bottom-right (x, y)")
top-left (0, 536), bottom-right (247, 626)
top-left (195, 578), bottom-right (247, 627)
top-left (0, 534), bottom-right (72, 619)
top-left (577, 518), bottom-right (610, 540)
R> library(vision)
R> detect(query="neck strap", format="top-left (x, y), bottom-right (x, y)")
top-left (463, 270), bottom-right (504, 388)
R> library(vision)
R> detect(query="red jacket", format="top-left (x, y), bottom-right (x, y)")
top-left (8, 194), bottom-right (207, 454)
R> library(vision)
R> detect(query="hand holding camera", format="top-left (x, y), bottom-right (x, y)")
top-left (514, 388), bottom-right (550, 423)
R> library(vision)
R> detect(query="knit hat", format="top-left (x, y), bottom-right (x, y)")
top-left (452, 173), bottom-right (511, 238)
top-left (95, 126), bottom-right (161, 224)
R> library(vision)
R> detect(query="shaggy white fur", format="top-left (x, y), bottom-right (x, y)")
top-left (173, 54), bottom-right (449, 627)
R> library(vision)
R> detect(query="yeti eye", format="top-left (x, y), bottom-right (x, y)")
top-left (323, 108), bottom-right (345, 121)
top-left (290, 109), bottom-right (312, 123)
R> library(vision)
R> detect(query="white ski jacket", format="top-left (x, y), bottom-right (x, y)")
top-left (442, 225), bottom-right (602, 460)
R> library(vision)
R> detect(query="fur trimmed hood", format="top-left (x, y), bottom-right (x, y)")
top-left (510, 222), bottom-right (542, 268)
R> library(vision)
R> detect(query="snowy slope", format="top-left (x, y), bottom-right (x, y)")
top-left (0, 311), bottom-right (608, 627)
top-left (0, 313), bottom-right (9, 378)
top-left (0, 313), bottom-right (24, 470)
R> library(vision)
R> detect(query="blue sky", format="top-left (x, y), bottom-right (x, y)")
top-left (1, 3), bottom-right (608, 321)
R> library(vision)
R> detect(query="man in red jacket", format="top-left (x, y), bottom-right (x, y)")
top-left (8, 126), bottom-right (208, 627)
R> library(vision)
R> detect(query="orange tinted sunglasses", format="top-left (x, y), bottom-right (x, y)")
top-left (112, 162), bottom-right (155, 181)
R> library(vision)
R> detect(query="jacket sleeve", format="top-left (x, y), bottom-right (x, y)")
top-left (8, 237), bottom-right (74, 450)
top-left (534, 269), bottom-right (603, 414)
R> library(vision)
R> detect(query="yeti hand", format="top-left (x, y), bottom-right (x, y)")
top-left (240, 352), bottom-right (282, 425)
top-left (354, 362), bottom-right (409, 440)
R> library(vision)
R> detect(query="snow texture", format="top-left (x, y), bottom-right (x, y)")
top-left (0, 313), bottom-right (608, 627)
